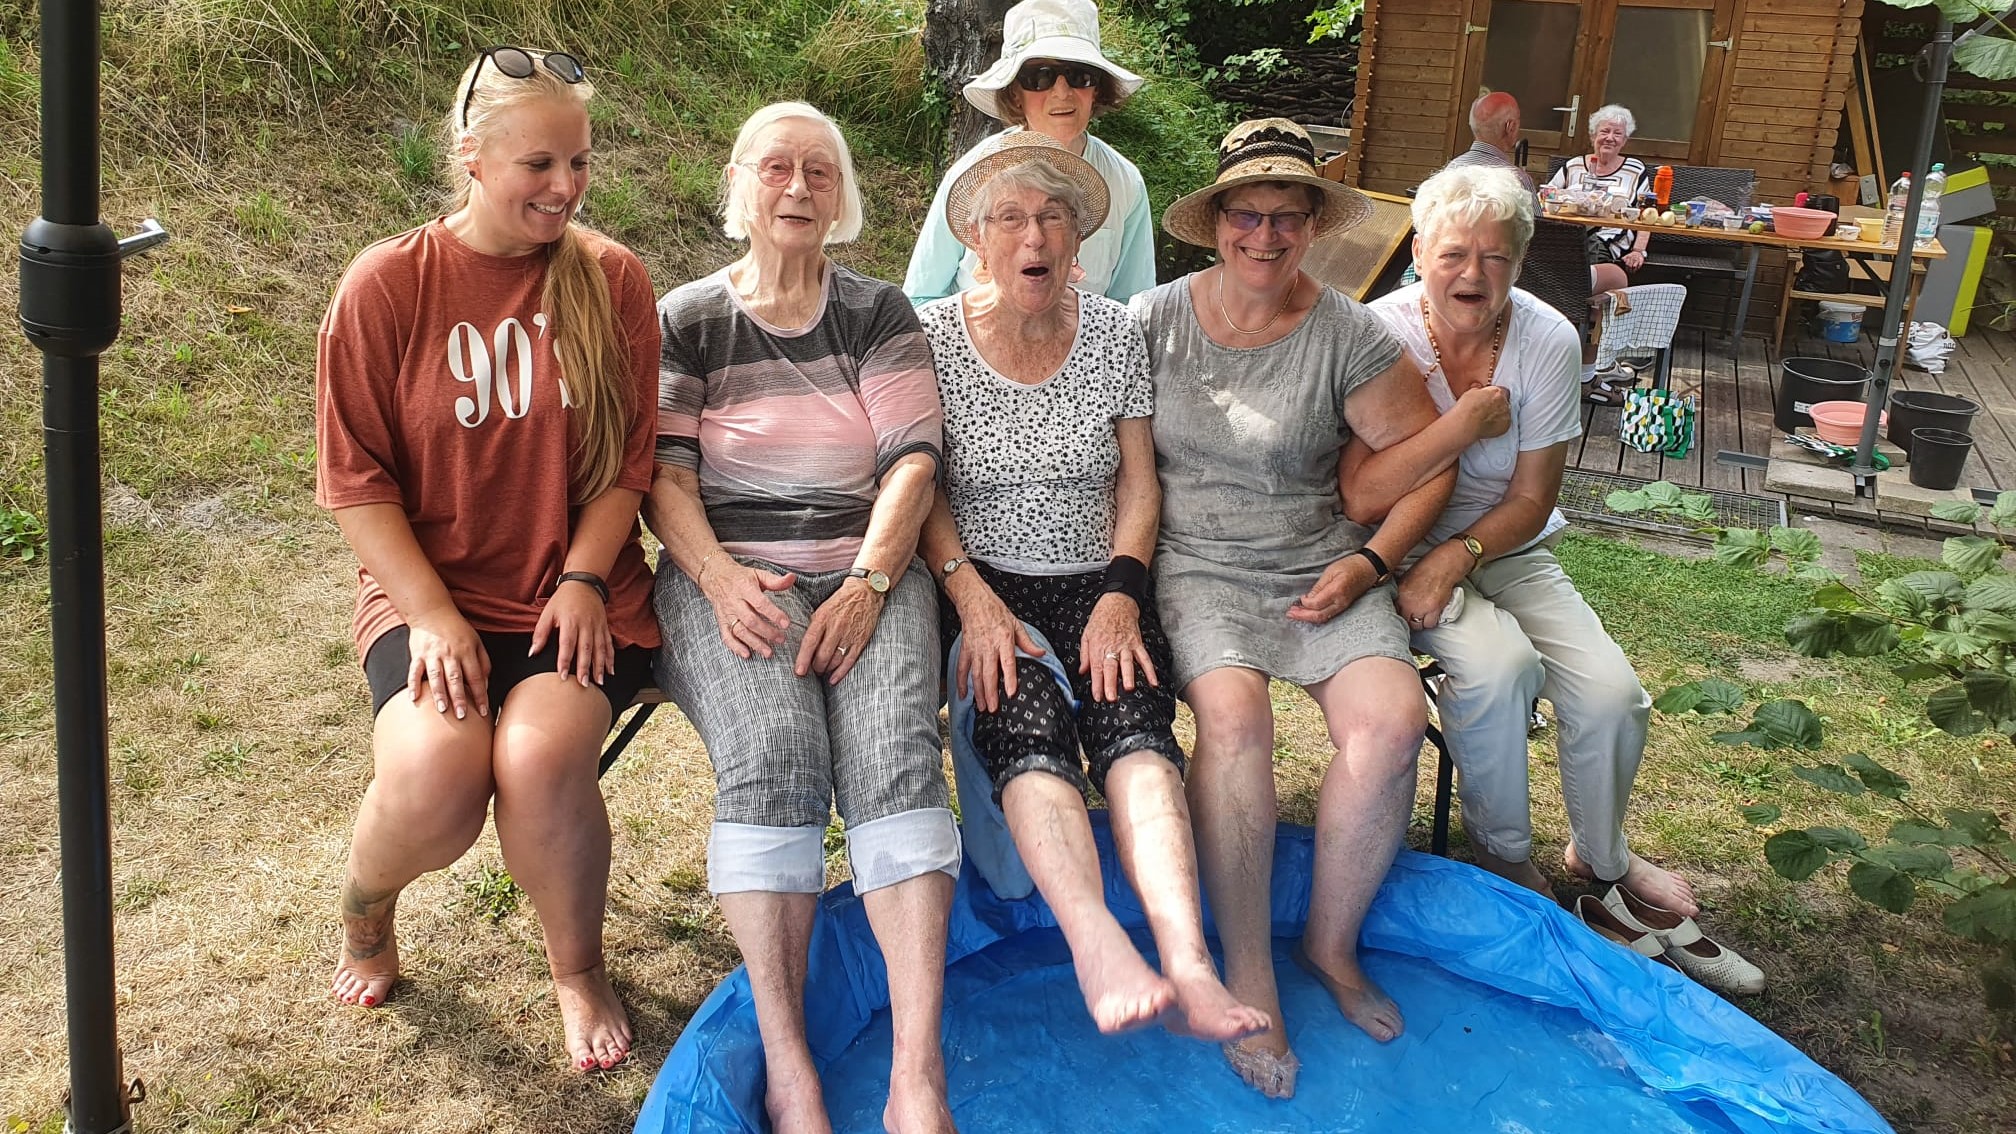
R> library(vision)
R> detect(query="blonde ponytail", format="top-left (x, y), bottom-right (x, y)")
top-left (544, 223), bottom-right (631, 503)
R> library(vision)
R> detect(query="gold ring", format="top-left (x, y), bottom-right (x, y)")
top-left (1104, 651), bottom-right (1120, 661)
top-left (836, 645), bottom-right (849, 656)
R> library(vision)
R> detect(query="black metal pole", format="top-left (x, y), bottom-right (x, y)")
top-left (18, 1), bottom-right (164, 1130)
top-left (1853, 15), bottom-right (1951, 482)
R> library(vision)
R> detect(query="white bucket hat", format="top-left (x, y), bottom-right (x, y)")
top-left (962, 0), bottom-right (1144, 123)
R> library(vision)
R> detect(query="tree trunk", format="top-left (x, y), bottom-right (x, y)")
top-left (923, 0), bottom-right (1017, 162)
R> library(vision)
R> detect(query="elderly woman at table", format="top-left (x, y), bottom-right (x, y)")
top-left (1544, 104), bottom-right (1648, 295)
top-left (647, 101), bottom-right (958, 1133)
top-left (904, 0), bottom-right (1157, 306)
top-left (1129, 119), bottom-right (1511, 1098)
top-left (1361, 165), bottom-right (1706, 924)
top-left (914, 133), bottom-right (1270, 1042)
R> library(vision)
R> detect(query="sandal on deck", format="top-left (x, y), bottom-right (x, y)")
top-left (1584, 381), bottom-right (1628, 406)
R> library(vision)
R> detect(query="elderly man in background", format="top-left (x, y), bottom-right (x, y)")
top-left (1442, 92), bottom-right (1534, 193)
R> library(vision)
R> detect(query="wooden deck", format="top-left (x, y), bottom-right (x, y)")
top-left (1571, 320), bottom-right (2016, 502)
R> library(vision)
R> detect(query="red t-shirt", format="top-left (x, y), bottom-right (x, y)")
top-left (315, 218), bottom-right (662, 658)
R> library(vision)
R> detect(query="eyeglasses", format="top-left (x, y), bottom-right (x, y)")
top-left (984, 208), bottom-right (1074, 234)
top-left (739, 157), bottom-right (842, 194)
top-left (1015, 62), bottom-right (1101, 92)
top-left (461, 46), bottom-right (586, 129)
top-left (1219, 208), bottom-right (1314, 235)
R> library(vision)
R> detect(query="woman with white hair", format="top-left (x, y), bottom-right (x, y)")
top-left (904, 0), bottom-right (1156, 305)
top-left (1360, 168), bottom-right (1763, 995)
top-left (646, 101), bottom-right (960, 1132)
top-left (914, 133), bottom-right (1268, 1043)
top-left (1544, 104), bottom-right (1648, 295)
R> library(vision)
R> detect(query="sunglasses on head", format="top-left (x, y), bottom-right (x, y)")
top-left (1015, 62), bottom-right (1101, 92)
top-left (461, 45), bottom-right (587, 129)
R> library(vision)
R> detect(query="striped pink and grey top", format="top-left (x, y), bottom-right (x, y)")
top-left (656, 265), bottom-right (943, 573)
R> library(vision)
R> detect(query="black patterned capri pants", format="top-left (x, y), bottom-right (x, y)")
top-left (940, 560), bottom-right (1186, 802)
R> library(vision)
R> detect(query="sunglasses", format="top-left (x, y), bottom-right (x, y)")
top-left (1219, 208), bottom-right (1313, 235)
top-left (461, 46), bottom-right (587, 129)
top-left (739, 156), bottom-right (842, 193)
top-left (1015, 62), bottom-right (1101, 92)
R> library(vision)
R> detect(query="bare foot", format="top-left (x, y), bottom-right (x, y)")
top-left (1566, 845), bottom-right (1698, 917)
top-left (1221, 1031), bottom-right (1299, 1099)
top-left (767, 1052), bottom-right (832, 1134)
top-left (331, 882), bottom-right (399, 1008)
top-left (1293, 944), bottom-right (1404, 1043)
top-left (1071, 928), bottom-right (1175, 1034)
top-left (1161, 961), bottom-right (1271, 1042)
top-left (1472, 847), bottom-right (1559, 904)
top-left (883, 1062), bottom-right (956, 1134)
top-left (554, 963), bottom-right (632, 1071)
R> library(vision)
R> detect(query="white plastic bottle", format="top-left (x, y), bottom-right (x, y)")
top-left (1915, 163), bottom-right (1946, 249)
top-left (1883, 171), bottom-right (1911, 247)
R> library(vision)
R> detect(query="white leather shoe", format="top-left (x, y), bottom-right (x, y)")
top-left (1573, 894), bottom-right (1673, 968)
top-left (1602, 884), bottom-right (1766, 995)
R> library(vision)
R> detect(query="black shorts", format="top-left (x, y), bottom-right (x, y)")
top-left (364, 624), bottom-right (654, 720)
top-left (939, 561), bottom-right (1186, 800)
top-left (1585, 230), bottom-right (1632, 271)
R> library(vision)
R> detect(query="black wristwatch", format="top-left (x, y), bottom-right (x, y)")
top-left (1350, 546), bottom-right (1391, 584)
top-left (556, 570), bottom-right (610, 603)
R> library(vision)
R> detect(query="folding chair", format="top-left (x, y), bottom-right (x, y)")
top-left (1593, 283), bottom-right (1688, 389)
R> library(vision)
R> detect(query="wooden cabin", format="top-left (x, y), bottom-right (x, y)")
top-left (1345, 0), bottom-right (1863, 327)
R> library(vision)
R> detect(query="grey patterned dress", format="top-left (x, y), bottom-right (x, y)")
top-left (1129, 277), bottom-right (1413, 689)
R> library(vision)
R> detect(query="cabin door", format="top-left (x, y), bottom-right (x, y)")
top-left (1459, 0), bottom-right (1736, 171)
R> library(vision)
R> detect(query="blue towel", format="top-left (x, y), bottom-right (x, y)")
top-left (945, 623), bottom-right (1078, 901)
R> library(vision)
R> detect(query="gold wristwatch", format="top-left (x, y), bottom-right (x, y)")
top-left (1453, 532), bottom-right (1485, 569)
top-left (846, 566), bottom-right (891, 593)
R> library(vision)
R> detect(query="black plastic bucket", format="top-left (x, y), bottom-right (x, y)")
top-left (1888, 390), bottom-right (1981, 457)
top-left (1909, 427), bottom-right (1974, 490)
top-left (1776, 357), bottom-right (1869, 432)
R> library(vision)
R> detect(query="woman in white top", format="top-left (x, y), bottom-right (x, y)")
top-left (903, 0), bottom-right (1157, 306)
top-left (1543, 103), bottom-right (1648, 294)
top-left (915, 133), bottom-right (1267, 1045)
top-left (1362, 165), bottom-right (1697, 916)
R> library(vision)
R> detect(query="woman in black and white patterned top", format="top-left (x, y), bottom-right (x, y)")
top-left (915, 133), bottom-right (1269, 1045)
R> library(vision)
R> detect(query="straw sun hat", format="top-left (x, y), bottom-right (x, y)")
top-left (944, 132), bottom-right (1111, 249)
top-left (962, 0), bottom-right (1143, 123)
top-left (1161, 118), bottom-right (1372, 248)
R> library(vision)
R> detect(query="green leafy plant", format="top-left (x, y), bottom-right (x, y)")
top-left (1605, 480), bottom-right (1719, 528)
top-left (0, 505), bottom-right (45, 562)
top-left (461, 864), bottom-right (522, 924)
top-left (1657, 687), bottom-right (2016, 1015)
top-left (1705, 492), bottom-right (2016, 741)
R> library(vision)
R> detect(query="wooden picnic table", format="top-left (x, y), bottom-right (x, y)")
top-left (1544, 207), bottom-right (1943, 357)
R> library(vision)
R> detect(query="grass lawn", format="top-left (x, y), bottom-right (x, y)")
top-left (2, 519), bottom-right (2012, 1132)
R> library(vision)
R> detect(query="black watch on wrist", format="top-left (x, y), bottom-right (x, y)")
top-left (1350, 546), bottom-right (1391, 584)
top-left (556, 571), bottom-right (610, 603)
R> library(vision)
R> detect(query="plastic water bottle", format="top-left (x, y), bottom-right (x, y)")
top-left (1915, 163), bottom-right (1946, 249)
top-left (1883, 172), bottom-right (1911, 247)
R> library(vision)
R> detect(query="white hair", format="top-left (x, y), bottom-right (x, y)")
top-left (1587, 104), bottom-right (1636, 138)
top-left (969, 160), bottom-right (1087, 242)
top-left (720, 101), bottom-right (865, 244)
top-left (1411, 165), bottom-right (1535, 261)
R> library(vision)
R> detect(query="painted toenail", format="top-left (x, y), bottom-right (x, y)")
top-left (361, 994), bottom-right (374, 1006)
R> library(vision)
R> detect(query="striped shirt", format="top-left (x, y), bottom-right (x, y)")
top-left (656, 265), bottom-right (943, 573)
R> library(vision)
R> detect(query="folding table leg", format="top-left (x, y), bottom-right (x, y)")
top-left (1728, 245), bottom-right (1762, 358)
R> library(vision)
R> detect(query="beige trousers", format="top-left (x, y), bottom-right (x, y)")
top-left (1413, 541), bottom-right (1650, 879)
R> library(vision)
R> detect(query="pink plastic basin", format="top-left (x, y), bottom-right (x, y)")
top-left (1808, 399), bottom-right (1885, 445)
top-left (1771, 206), bottom-right (1835, 239)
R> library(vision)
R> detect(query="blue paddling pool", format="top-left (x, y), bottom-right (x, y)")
top-left (637, 817), bottom-right (1892, 1134)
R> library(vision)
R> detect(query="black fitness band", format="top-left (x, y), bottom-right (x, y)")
top-left (556, 571), bottom-right (610, 603)
top-left (1351, 546), bottom-right (1390, 583)
top-left (1101, 555), bottom-right (1150, 603)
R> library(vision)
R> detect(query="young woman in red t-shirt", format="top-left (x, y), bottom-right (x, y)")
top-left (314, 47), bottom-right (661, 1071)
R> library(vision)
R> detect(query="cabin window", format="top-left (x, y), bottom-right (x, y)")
top-left (1603, 7), bottom-right (1711, 144)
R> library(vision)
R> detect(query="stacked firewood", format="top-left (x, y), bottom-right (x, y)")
top-left (1212, 44), bottom-right (1355, 127)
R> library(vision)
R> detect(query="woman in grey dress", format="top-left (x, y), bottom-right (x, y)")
top-left (1130, 119), bottom-right (1506, 1099)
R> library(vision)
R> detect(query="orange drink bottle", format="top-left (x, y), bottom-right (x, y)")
top-left (1654, 165), bottom-right (1673, 207)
